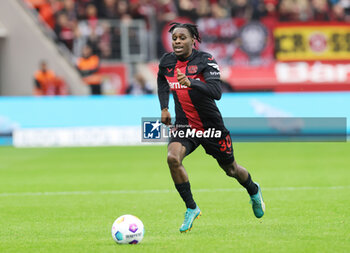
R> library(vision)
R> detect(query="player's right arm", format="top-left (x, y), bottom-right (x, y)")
top-left (161, 108), bottom-right (171, 126)
top-left (157, 62), bottom-right (171, 125)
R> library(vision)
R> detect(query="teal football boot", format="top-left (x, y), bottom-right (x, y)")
top-left (250, 183), bottom-right (265, 218)
top-left (179, 206), bottom-right (201, 233)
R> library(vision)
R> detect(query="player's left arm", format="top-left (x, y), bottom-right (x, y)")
top-left (188, 55), bottom-right (222, 100)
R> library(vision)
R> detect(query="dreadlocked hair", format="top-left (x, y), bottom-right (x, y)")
top-left (168, 22), bottom-right (201, 45)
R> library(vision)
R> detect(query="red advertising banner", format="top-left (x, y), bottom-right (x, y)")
top-left (223, 62), bottom-right (350, 92)
top-left (99, 63), bottom-right (128, 94)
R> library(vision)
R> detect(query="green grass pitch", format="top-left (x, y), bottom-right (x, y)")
top-left (0, 143), bottom-right (349, 253)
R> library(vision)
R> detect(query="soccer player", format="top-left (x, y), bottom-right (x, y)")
top-left (157, 23), bottom-right (265, 233)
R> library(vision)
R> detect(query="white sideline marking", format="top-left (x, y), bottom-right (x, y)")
top-left (0, 185), bottom-right (349, 197)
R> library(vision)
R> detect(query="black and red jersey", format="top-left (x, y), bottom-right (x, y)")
top-left (157, 49), bottom-right (227, 132)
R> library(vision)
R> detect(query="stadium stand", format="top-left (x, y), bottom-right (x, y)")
top-left (1, 0), bottom-right (350, 95)
top-left (23, 0), bottom-right (350, 59)
top-left (0, 0), bottom-right (87, 96)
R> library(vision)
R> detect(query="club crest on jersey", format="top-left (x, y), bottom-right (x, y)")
top-left (187, 65), bottom-right (198, 74)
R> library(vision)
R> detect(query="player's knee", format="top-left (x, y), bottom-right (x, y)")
top-left (167, 154), bottom-right (181, 168)
top-left (221, 164), bottom-right (237, 178)
top-left (223, 167), bottom-right (233, 177)
top-left (227, 168), bottom-right (238, 178)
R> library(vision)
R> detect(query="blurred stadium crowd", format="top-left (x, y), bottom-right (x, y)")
top-left (25, 0), bottom-right (350, 59)
top-left (22, 0), bottom-right (350, 96)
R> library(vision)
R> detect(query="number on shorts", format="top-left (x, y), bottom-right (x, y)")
top-left (219, 134), bottom-right (232, 153)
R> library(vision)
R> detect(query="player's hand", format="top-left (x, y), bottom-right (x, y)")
top-left (161, 108), bottom-right (171, 126)
top-left (176, 69), bottom-right (191, 87)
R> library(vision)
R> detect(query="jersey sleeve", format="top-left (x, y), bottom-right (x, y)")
top-left (189, 54), bottom-right (222, 100)
top-left (157, 65), bottom-right (170, 110)
top-left (202, 54), bottom-right (221, 81)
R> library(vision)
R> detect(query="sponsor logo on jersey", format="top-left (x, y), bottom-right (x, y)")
top-left (208, 62), bottom-right (220, 71)
top-left (167, 81), bottom-right (189, 90)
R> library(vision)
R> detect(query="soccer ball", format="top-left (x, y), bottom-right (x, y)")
top-left (111, 214), bottom-right (144, 244)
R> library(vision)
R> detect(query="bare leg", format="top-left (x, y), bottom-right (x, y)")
top-left (167, 142), bottom-right (197, 210)
top-left (220, 159), bottom-right (265, 218)
top-left (219, 160), bottom-right (249, 184)
top-left (167, 142), bottom-right (188, 184)
top-left (219, 160), bottom-right (258, 196)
